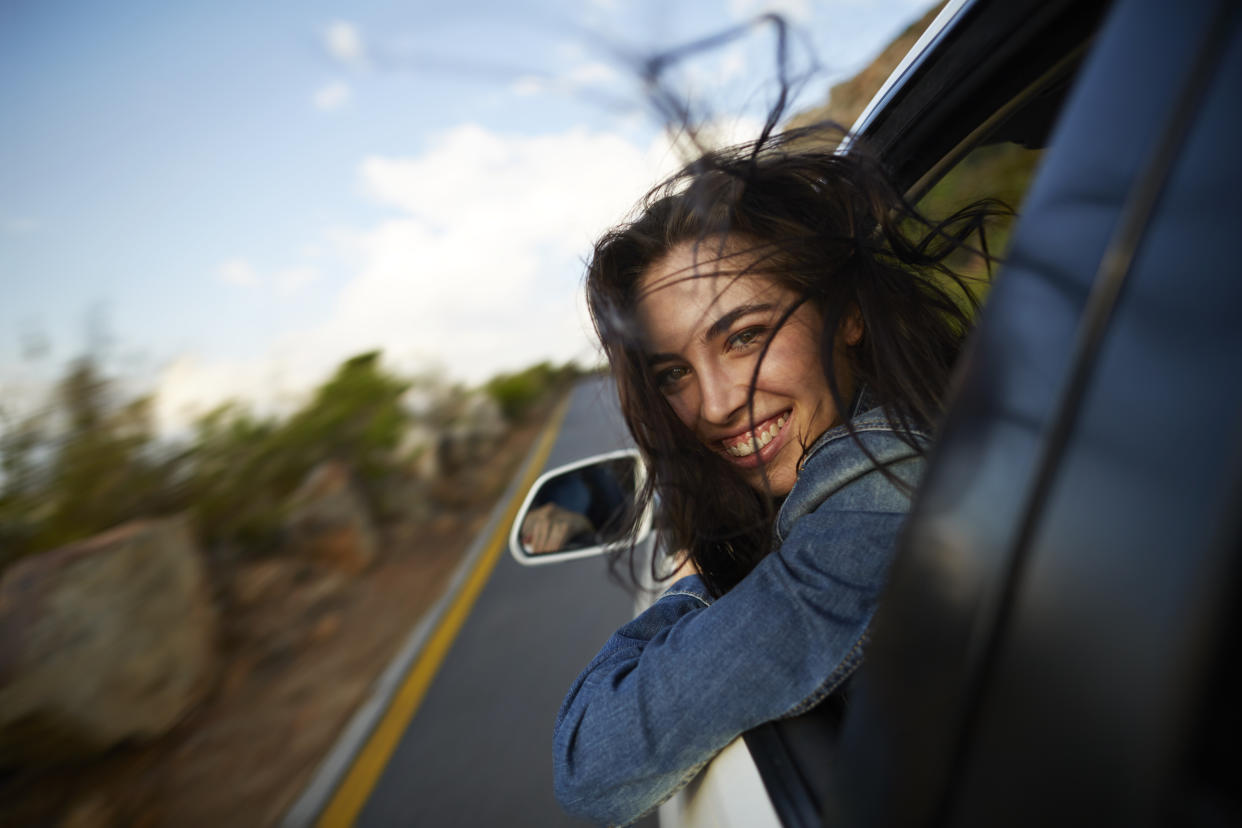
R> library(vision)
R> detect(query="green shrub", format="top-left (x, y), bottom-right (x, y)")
top-left (184, 351), bottom-right (411, 551)
top-left (0, 358), bottom-right (172, 563)
top-left (0, 351), bottom-right (580, 570)
top-left (484, 361), bottom-right (580, 421)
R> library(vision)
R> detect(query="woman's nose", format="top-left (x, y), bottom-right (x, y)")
top-left (698, 363), bottom-right (748, 425)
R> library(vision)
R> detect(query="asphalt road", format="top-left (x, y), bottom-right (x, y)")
top-left (358, 377), bottom-right (656, 827)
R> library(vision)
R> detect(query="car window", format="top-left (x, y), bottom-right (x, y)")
top-left (916, 141), bottom-right (1042, 284)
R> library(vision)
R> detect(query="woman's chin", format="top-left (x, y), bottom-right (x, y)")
top-left (743, 465), bottom-right (796, 498)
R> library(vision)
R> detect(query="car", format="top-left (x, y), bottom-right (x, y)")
top-left (510, 0), bottom-right (1242, 824)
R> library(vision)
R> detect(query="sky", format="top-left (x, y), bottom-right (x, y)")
top-left (0, 0), bottom-right (934, 434)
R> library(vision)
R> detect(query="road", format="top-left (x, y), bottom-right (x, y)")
top-left (356, 377), bottom-right (656, 827)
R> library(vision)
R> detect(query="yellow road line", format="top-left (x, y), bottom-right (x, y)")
top-left (316, 396), bottom-right (571, 827)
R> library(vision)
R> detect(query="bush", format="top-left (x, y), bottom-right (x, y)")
top-left (484, 361), bottom-right (580, 421)
top-left (0, 351), bottom-right (578, 569)
top-left (0, 358), bottom-right (173, 564)
top-left (184, 351), bottom-right (410, 551)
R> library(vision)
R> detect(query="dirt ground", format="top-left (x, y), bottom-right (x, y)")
top-left (0, 408), bottom-right (552, 828)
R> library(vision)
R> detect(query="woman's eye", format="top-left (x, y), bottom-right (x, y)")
top-left (656, 366), bottom-right (689, 390)
top-left (727, 326), bottom-right (766, 351)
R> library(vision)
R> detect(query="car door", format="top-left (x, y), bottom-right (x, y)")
top-left (831, 0), bottom-right (1242, 825)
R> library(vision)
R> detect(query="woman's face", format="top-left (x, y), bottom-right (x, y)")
top-left (637, 238), bottom-right (860, 497)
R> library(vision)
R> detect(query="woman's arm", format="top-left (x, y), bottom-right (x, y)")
top-left (552, 452), bottom-right (923, 826)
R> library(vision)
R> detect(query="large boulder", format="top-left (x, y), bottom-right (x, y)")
top-left (284, 461), bottom-right (377, 574)
top-left (399, 422), bottom-right (443, 481)
top-left (0, 517), bottom-right (217, 766)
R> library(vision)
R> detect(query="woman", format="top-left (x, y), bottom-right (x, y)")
top-left (554, 134), bottom-right (992, 825)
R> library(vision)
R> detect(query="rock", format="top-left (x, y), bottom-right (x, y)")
top-left (375, 475), bottom-right (434, 524)
top-left (460, 391), bottom-right (506, 441)
top-left (58, 793), bottom-right (116, 828)
top-left (308, 611), bottom-right (341, 643)
top-left (229, 559), bottom-right (299, 608)
top-left (220, 652), bottom-right (256, 698)
top-left (400, 422), bottom-right (443, 480)
top-left (284, 462), bottom-right (377, 575)
top-left (228, 562), bottom-right (345, 669)
top-left (0, 517), bottom-right (217, 766)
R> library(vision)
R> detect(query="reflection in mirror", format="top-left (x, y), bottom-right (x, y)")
top-left (519, 456), bottom-right (637, 556)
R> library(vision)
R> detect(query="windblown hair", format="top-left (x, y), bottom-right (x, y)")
top-left (587, 129), bottom-right (1001, 597)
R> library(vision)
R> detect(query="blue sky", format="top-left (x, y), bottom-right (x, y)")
top-left (0, 0), bottom-right (933, 432)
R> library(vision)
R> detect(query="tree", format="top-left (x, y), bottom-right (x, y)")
top-left (0, 357), bottom-right (171, 560)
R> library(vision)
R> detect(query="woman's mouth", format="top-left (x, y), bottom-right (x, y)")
top-left (720, 410), bottom-right (790, 459)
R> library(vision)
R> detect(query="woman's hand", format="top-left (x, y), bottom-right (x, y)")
top-left (521, 503), bottom-right (595, 554)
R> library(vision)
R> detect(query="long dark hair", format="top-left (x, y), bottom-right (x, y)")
top-left (587, 127), bottom-right (999, 597)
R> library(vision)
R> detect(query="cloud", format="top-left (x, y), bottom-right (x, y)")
top-left (311, 125), bottom-right (671, 380)
top-left (511, 75), bottom-right (544, 97)
top-left (323, 20), bottom-right (365, 66)
top-left (313, 80), bottom-right (351, 111)
top-left (276, 267), bottom-right (319, 297)
top-left (565, 61), bottom-right (621, 90)
top-left (555, 41), bottom-right (587, 63)
top-left (215, 259), bottom-right (318, 296)
top-left (153, 352), bottom-right (329, 437)
top-left (718, 44), bottom-right (749, 84)
top-left (509, 61), bottom-right (621, 101)
top-left (217, 258), bottom-right (259, 288)
top-left (156, 120), bottom-right (768, 434)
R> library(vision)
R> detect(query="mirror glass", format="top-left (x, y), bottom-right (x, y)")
top-left (518, 456), bottom-right (638, 556)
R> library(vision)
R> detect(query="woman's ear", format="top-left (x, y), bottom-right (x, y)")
top-left (843, 305), bottom-right (864, 346)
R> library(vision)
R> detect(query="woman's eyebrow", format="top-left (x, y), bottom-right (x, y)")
top-left (705, 303), bottom-right (776, 341)
top-left (645, 303), bottom-right (777, 365)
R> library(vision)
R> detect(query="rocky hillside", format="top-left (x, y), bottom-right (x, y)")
top-left (786, 2), bottom-right (947, 138)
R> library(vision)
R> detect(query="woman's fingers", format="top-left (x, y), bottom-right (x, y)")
top-left (522, 503), bottom-right (594, 553)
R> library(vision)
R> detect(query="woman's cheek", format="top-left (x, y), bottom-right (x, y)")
top-left (668, 390), bottom-right (699, 432)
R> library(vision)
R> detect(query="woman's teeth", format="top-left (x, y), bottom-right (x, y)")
top-left (724, 413), bottom-right (788, 457)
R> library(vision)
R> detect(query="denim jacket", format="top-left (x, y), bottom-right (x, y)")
top-left (552, 404), bottom-right (927, 826)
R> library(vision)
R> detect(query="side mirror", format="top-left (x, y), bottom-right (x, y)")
top-left (508, 449), bottom-right (652, 565)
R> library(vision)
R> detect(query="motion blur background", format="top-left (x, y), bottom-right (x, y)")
top-left (0, 1), bottom-right (941, 824)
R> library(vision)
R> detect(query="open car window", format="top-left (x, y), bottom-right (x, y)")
top-left (915, 142), bottom-right (1042, 285)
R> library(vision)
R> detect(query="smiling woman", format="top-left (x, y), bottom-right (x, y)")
top-left (552, 132), bottom-right (1001, 825)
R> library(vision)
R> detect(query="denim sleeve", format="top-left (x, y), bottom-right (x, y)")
top-left (552, 458), bottom-right (919, 826)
